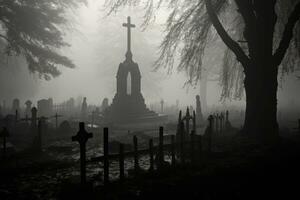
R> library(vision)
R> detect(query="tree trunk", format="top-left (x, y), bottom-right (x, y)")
top-left (243, 62), bottom-right (279, 142)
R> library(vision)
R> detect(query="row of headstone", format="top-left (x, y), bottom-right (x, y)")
top-left (0, 98), bottom-right (54, 119)
top-left (209, 111), bottom-right (232, 134)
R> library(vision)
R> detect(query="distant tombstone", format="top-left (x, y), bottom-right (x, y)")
top-left (196, 95), bottom-right (204, 125)
top-left (12, 98), bottom-right (20, 114)
top-left (59, 120), bottom-right (72, 135)
top-left (101, 98), bottom-right (109, 112)
top-left (25, 100), bottom-right (32, 117)
top-left (37, 98), bottom-right (53, 117)
top-left (81, 97), bottom-right (88, 121)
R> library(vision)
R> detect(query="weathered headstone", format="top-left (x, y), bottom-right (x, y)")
top-left (71, 122), bottom-right (93, 185)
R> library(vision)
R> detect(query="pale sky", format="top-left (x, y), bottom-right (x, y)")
top-left (1, 0), bottom-right (299, 110)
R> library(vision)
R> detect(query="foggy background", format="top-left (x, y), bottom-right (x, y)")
top-left (0, 0), bottom-right (299, 111)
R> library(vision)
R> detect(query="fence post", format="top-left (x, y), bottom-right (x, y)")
top-left (158, 127), bottom-right (164, 168)
top-left (220, 113), bottom-right (223, 134)
top-left (149, 139), bottom-right (154, 172)
top-left (298, 119), bottom-right (300, 133)
top-left (37, 119), bottom-right (42, 152)
top-left (215, 114), bottom-right (219, 134)
top-left (119, 143), bottom-right (124, 182)
top-left (198, 134), bottom-right (202, 163)
top-left (171, 135), bottom-right (176, 167)
top-left (185, 107), bottom-right (190, 135)
top-left (103, 127), bottom-right (109, 185)
top-left (190, 130), bottom-right (196, 165)
top-left (0, 127), bottom-right (9, 157)
top-left (193, 111), bottom-right (196, 134)
top-left (208, 115), bottom-right (214, 154)
top-left (180, 122), bottom-right (185, 164)
top-left (133, 135), bottom-right (139, 172)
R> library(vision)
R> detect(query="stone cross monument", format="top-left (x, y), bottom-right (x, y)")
top-left (104, 16), bottom-right (164, 124)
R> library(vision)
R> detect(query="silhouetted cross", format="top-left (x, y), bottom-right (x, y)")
top-left (72, 122), bottom-right (93, 184)
top-left (123, 16), bottom-right (135, 53)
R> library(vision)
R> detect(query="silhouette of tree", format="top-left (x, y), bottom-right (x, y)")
top-left (106, 0), bottom-right (300, 141)
top-left (0, 0), bottom-right (86, 80)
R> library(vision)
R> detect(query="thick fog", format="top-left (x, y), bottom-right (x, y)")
top-left (0, 0), bottom-right (299, 111)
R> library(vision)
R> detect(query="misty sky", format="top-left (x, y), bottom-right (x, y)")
top-left (1, 0), bottom-right (299, 110)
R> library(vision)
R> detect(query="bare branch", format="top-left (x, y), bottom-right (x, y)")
top-left (273, 1), bottom-right (300, 67)
top-left (204, 0), bottom-right (250, 68)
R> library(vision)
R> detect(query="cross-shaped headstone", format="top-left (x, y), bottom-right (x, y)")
top-left (72, 122), bottom-right (93, 184)
top-left (122, 16), bottom-right (135, 55)
top-left (0, 127), bottom-right (9, 156)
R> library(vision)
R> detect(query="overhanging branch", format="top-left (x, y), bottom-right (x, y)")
top-left (204, 0), bottom-right (250, 68)
top-left (273, 2), bottom-right (300, 67)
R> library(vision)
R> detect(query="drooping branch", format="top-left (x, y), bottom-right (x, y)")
top-left (273, 2), bottom-right (300, 67)
top-left (204, 0), bottom-right (250, 68)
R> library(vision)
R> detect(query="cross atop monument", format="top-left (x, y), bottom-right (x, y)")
top-left (123, 16), bottom-right (135, 59)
